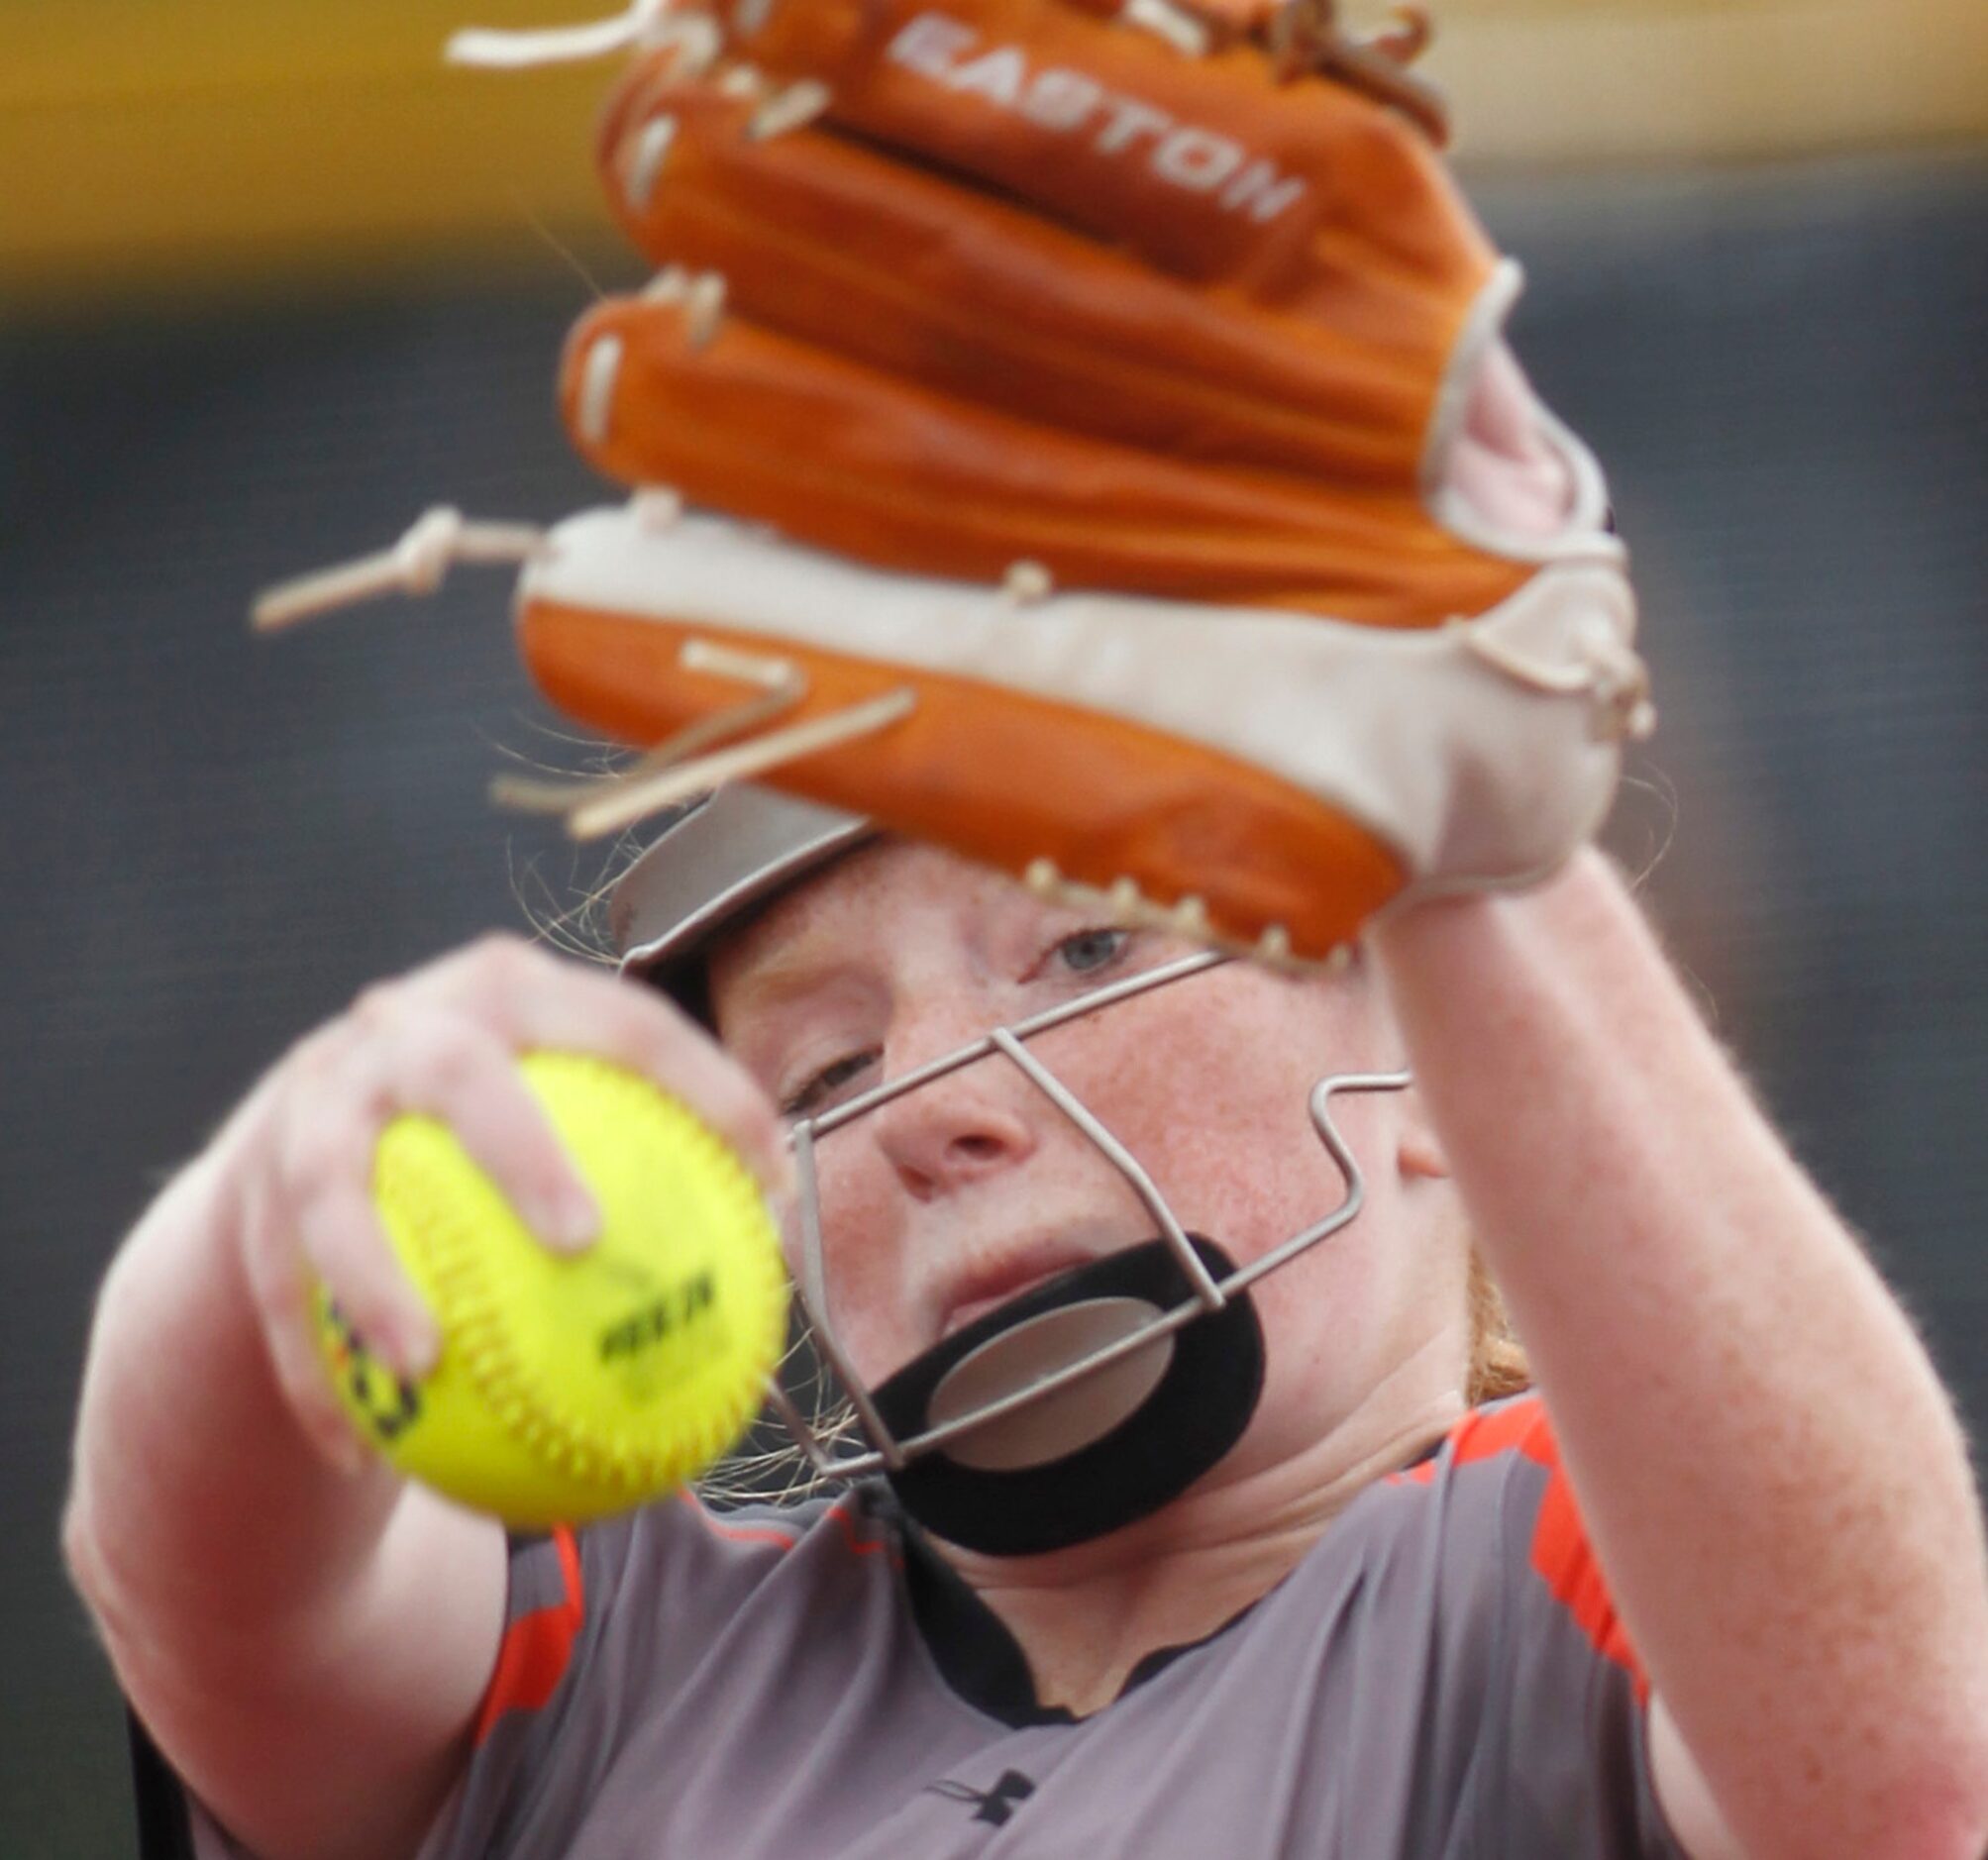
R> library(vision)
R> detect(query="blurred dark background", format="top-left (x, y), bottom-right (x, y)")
top-left (4, 3), bottom-right (1985, 1851)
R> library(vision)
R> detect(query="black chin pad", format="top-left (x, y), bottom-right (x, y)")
top-left (870, 1235), bottom-right (1264, 1557)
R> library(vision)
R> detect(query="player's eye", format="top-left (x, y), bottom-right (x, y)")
top-left (780, 1048), bottom-right (879, 1120)
top-left (1050, 926), bottom-right (1131, 979)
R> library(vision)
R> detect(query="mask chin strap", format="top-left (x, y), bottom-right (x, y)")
top-left (870, 1234), bottom-right (1264, 1556)
top-left (758, 951), bottom-right (1411, 1554)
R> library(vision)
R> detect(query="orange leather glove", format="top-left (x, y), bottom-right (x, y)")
top-left (296, 0), bottom-right (1653, 964)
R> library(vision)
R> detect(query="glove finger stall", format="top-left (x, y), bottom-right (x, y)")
top-left (598, 72), bottom-right (1440, 486)
top-left (559, 293), bottom-right (1530, 622)
top-left (515, 533), bottom-right (1412, 957)
top-left (716, 0), bottom-right (1489, 298)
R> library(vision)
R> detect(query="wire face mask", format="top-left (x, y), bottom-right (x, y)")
top-left (760, 947), bottom-right (1410, 1556)
top-left (613, 785), bottom-right (1407, 1556)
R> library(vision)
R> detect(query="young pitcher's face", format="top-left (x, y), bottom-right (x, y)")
top-left (708, 841), bottom-right (1470, 1485)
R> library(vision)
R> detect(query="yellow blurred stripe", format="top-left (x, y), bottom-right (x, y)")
top-left (1431, 0), bottom-right (1988, 169)
top-left (3, 0), bottom-right (1983, 297)
top-left (1, 1), bottom-right (613, 297)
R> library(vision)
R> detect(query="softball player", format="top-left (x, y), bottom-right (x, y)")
top-left (65, 0), bottom-right (1988, 1851)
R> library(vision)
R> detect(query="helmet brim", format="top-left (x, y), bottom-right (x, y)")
top-left (612, 785), bottom-right (874, 986)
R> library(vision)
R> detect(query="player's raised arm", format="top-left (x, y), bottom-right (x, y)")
top-left (63, 935), bottom-right (785, 1860)
top-left (1373, 856), bottom-right (1988, 1860)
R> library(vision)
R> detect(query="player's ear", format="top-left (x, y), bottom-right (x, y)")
top-left (1354, 942), bottom-right (1448, 1182)
top-left (1396, 1083), bottom-right (1450, 1183)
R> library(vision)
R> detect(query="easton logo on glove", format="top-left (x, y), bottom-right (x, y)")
top-left (885, 12), bottom-right (1309, 222)
top-left (254, 0), bottom-right (1652, 965)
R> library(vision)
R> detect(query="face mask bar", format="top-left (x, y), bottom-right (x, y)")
top-left (758, 948), bottom-right (1411, 1481)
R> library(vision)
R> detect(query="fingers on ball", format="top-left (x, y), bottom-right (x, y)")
top-left (236, 1213), bottom-right (378, 1474)
top-left (273, 1050), bottom-right (441, 1375)
top-left (377, 1007), bottom-right (603, 1255)
top-left (462, 950), bottom-right (792, 1207)
top-left (356, 965), bottom-right (603, 1252)
top-left (295, 1187), bottom-right (441, 1380)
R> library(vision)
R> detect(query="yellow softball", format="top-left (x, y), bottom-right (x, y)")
top-left (314, 1051), bottom-right (788, 1528)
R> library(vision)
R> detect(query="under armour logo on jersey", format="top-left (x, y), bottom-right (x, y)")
top-left (926, 1768), bottom-right (1037, 1825)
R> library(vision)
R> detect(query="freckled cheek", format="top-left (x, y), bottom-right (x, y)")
top-left (1106, 1069), bottom-right (1343, 1261)
top-left (788, 1148), bottom-right (923, 1382)
top-left (1249, 1223), bottom-right (1389, 1346)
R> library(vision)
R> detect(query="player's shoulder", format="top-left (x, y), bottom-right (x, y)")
top-left (1392, 1389), bottom-right (1562, 1492)
top-left (522, 1478), bottom-right (903, 1624)
top-left (471, 1486), bottom-right (904, 1767)
top-left (662, 1480), bottom-right (905, 1584)
top-left (1324, 1390), bottom-right (1569, 1575)
top-left (1347, 1391), bottom-right (1648, 1698)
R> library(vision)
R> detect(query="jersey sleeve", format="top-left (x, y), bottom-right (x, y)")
top-left (132, 1489), bottom-right (843, 1860)
top-left (417, 1491), bottom-right (825, 1860)
top-left (1423, 1396), bottom-right (1694, 1859)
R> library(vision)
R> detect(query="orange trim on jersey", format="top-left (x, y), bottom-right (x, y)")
top-left (1529, 1462), bottom-right (1647, 1700)
top-left (682, 1490), bottom-right (900, 1564)
top-left (1394, 1397), bottom-right (1551, 1485)
top-left (826, 1498), bottom-right (899, 1563)
top-left (1392, 1396), bottom-right (1649, 1700)
top-left (473, 1527), bottom-right (585, 1747)
top-left (679, 1489), bottom-right (805, 1550)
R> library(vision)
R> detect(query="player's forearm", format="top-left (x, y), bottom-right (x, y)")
top-left (1371, 851), bottom-right (1988, 1860)
top-left (65, 1144), bottom-right (500, 1860)
top-left (64, 1140), bottom-right (405, 1664)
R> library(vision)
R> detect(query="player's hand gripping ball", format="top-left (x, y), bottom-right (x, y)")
top-left (314, 1052), bottom-right (788, 1527)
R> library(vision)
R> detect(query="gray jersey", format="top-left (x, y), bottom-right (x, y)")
top-left (169, 1395), bottom-right (1681, 1857)
top-left (382, 1393), bottom-right (1684, 1859)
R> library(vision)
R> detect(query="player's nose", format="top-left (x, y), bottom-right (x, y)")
top-left (867, 1054), bottom-right (1041, 1204)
